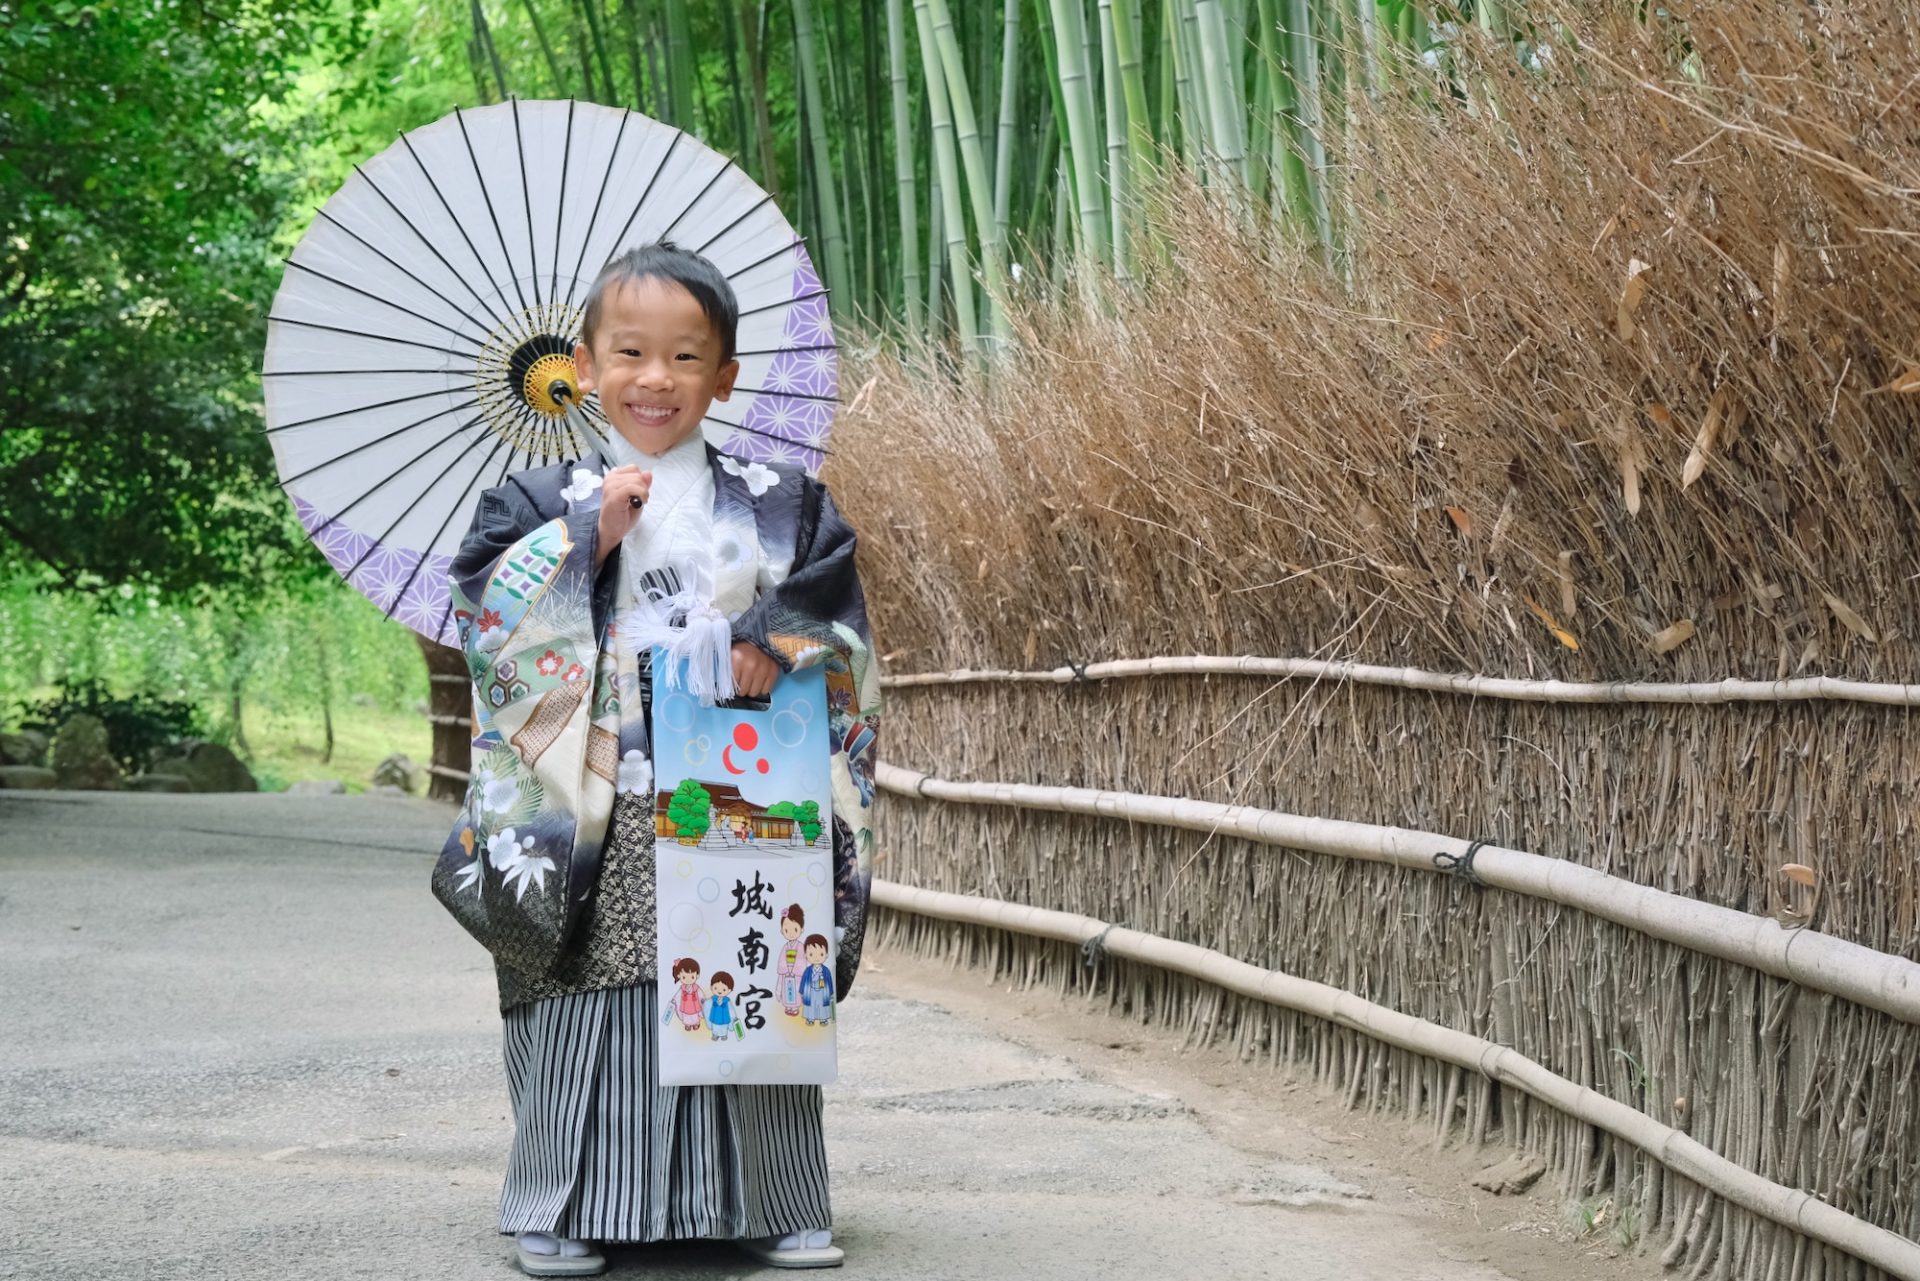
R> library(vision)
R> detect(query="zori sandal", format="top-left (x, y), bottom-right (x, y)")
top-left (734, 1231), bottom-right (845, 1269)
top-left (514, 1233), bottom-right (606, 1277)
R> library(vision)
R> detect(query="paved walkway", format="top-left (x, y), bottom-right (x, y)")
top-left (0, 792), bottom-right (1652, 1280)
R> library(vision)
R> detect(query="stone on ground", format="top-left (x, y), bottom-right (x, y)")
top-left (0, 765), bottom-right (57, 789)
top-left (0, 729), bottom-right (47, 767)
top-left (50, 714), bottom-right (122, 790)
top-left (370, 753), bottom-right (421, 793)
top-left (147, 740), bottom-right (257, 793)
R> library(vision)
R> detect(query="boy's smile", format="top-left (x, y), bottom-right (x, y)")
top-left (574, 275), bottom-right (739, 456)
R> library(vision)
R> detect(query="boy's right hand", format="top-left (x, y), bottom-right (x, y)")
top-left (595, 466), bottom-right (651, 566)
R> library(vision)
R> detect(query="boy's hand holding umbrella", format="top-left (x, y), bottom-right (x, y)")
top-left (593, 466), bottom-right (652, 570)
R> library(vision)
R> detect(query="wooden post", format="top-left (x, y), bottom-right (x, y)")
top-left (414, 632), bottom-right (473, 802)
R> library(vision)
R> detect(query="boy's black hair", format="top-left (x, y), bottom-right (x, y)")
top-left (578, 240), bottom-right (739, 363)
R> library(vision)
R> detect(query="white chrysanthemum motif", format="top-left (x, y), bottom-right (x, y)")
top-left (561, 467), bottom-right (605, 505)
top-left (487, 827), bottom-right (555, 901)
top-left (477, 767), bottom-right (518, 815)
top-left (767, 362), bottom-right (801, 393)
top-left (617, 749), bottom-right (653, 796)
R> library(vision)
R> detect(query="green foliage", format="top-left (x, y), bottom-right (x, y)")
top-left (15, 677), bottom-right (207, 772)
top-left (0, 0), bottom-right (361, 596)
top-left (797, 797), bottom-right (822, 843)
top-left (668, 777), bottom-right (712, 837)
top-left (0, 574), bottom-right (427, 754)
top-left (766, 799), bottom-right (797, 818)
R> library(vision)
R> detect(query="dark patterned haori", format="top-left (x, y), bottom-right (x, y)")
top-left (432, 443), bottom-right (882, 1013)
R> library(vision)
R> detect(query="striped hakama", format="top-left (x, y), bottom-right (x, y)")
top-left (498, 982), bottom-right (832, 1242)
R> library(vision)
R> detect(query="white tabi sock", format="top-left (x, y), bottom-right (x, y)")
top-left (518, 1231), bottom-right (594, 1258)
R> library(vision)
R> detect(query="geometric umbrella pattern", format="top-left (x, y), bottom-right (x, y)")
top-left (263, 100), bottom-right (837, 648)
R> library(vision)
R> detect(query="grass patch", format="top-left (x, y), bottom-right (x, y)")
top-left (242, 698), bottom-right (431, 795)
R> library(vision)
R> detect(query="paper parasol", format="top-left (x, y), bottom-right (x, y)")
top-left (262, 100), bottom-right (837, 648)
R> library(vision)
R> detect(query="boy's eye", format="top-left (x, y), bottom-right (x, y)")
top-left (619, 348), bottom-right (641, 358)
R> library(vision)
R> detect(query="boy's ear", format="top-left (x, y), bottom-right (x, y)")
top-left (573, 341), bottom-right (597, 394)
top-left (712, 358), bottom-right (741, 402)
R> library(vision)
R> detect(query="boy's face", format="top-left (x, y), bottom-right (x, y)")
top-left (711, 979), bottom-right (731, 996)
top-left (574, 276), bottom-right (739, 456)
top-left (806, 942), bottom-right (826, 963)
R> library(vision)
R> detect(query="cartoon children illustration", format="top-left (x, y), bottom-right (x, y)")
top-left (707, 971), bottom-right (742, 1041)
top-left (800, 934), bottom-right (835, 1026)
top-left (776, 905), bottom-right (806, 1016)
top-left (665, 957), bottom-right (705, 1033)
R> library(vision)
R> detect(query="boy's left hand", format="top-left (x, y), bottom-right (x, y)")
top-left (730, 641), bottom-right (781, 699)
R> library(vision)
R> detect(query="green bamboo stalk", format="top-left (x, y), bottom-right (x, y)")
top-left (923, 0), bottom-right (1009, 343)
top-left (740, 1), bottom-right (779, 194)
top-left (793, 0), bottom-right (853, 318)
top-left (471, 0), bottom-right (511, 101)
top-left (1098, 0), bottom-right (1131, 277)
top-left (720, 0), bottom-right (753, 160)
top-left (823, 2), bottom-right (868, 315)
top-left (1047, 0), bottom-right (1111, 266)
top-left (1110, 0), bottom-right (1155, 181)
top-left (885, 0), bottom-right (924, 337)
top-left (863, 0), bottom-right (888, 322)
top-left (1168, 0), bottom-right (1204, 170)
top-left (619, 0), bottom-right (650, 109)
top-left (913, 0), bottom-right (979, 349)
top-left (1193, 0), bottom-right (1249, 182)
top-left (519, 0), bottom-right (573, 94)
top-left (1246, 6), bottom-right (1271, 203)
top-left (662, 0), bottom-right (695, 127)
top-left (1157, 0), bottom-right (1176, 149)
top-left (578, 0), bottom-right (619, 105)
top-left (1033, 0), bottom-right (1075, 193)
top-left (927, 176), bottom-right (946, 328)
top-left (1280, 0), bottom-right (1333, 262)
top-left (992, 0), bottom-right (1022, 249)
top-left (1022, 115), bottom-right (1060, 246)
top-left (1351, 0), bottom-right (1381, 92)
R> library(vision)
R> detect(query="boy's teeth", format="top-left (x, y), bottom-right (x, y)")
top-left (631, 405), bottom-right (672, 421)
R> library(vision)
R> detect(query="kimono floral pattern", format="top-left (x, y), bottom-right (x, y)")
top-left (432, 442), bottom-right (882, 1008)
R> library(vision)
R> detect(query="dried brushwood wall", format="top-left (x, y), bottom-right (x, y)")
top-left (829, 2), bottom-right (1920, 1276)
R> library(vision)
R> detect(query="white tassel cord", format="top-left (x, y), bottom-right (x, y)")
top-left (619, 591), bottom-right (738, 706)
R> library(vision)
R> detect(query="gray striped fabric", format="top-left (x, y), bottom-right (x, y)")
top-left (499, 981), bottom-right (832, 1241)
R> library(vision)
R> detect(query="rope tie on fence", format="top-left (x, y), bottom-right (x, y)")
top-left (1066, 658), bottom-right (1092, 684)
top-left (1433, 839), bottom-right (1490, 888)
top-left (1081, 922), bottom-right (1119, 967)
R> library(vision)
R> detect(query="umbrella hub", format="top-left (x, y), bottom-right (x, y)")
top-left (507, 333), bottom-right (581, 417)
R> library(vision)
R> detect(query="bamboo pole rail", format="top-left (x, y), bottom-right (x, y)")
top-left (880, 655), bottom-right (1920, 706)
top-left (870, 878), bottom-right (1920, 1280)
top-left (875, 762), bottom-right (1920, 1027)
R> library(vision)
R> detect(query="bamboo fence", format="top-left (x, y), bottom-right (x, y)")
top-left (827, 4), bottom-right (1920, 1277)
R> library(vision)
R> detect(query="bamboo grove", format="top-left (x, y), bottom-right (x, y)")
top-left (448, 0), bottom-right (1520, 345)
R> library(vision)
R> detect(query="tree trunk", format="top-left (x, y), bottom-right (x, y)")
top-left (416, 632), bottom-right (473, 804)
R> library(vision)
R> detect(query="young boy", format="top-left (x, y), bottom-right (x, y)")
top-left (438, 242), bottom-right (883, 1276)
